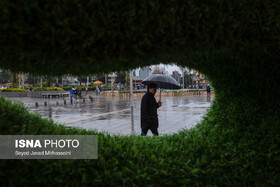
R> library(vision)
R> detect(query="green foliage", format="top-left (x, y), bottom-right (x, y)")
top-left (33, 87), bottom-right (64, 91)
top-left (0, 96), bottom-right (279, 186)
top-left (0, 0), bottom-right (279, 185)
top-left (23, 86), bottom-right (33, 91)
top-left (0, 0), bottom-right (278, 75)
top-left (0, 88), bottom-right (26, 92)
top-left (0, 70), bottom-right (11, 83)
top-left (41, 81), bottom-right (48, 87)
top-left (101, 85), bottom-right (113, 88)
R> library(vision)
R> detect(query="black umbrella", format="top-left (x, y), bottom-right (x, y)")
top-left (142, 74), bottom-right (181, 101)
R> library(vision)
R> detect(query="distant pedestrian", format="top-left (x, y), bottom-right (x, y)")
top-left (117, 83), bottom-right (120, 91)
top-left (70, 88), bottom-right (76, 101)
top-left (96, 86), bottom-right (100, 95)
top-left (141, 83), bottom-right (162, 136)
top-left (206, 84), bottom-right (211, 95)
top-left (78, 88), bottom-right (82, 98)
top-left (74, 88), bottom-right (77, 98)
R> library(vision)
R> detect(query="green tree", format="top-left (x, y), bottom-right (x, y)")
top-left (12, 73), bottom-right (19, 88)
top-left (0, 70), bottom-right (11, 83)
top-left (77, 76), bottom-right (88, 86)
top-left (115, 71), bottom-right (126, 84)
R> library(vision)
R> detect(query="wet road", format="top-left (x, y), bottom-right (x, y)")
top-left (9, 92), bottom-right (214, 135)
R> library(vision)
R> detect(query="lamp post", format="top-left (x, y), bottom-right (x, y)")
top-left (182, 71), bottom-right (185, 89)
top-left (22, 74), bottom-right (24, 89)
top-left (130, 70), bottom-right (135, 134)
top-left (18, 74), bottom-right (20, 88)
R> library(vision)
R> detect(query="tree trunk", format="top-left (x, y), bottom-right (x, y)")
top-left (32, 77), bottom-right (35, 87)
top-left (12, 73), bottom-right (18, 88)
top-left (47, 76), bottom-right (51, 87)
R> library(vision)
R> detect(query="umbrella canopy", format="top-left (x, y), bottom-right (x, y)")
top-left (142, 74), bottom-right (181, 89)
top-left (142, 74), bottom-right (181, 101)
top-left (93, 81), bottom-right (103, 84)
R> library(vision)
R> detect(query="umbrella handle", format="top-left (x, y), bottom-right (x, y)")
top-left (159, 89), bottom-right (162, 101)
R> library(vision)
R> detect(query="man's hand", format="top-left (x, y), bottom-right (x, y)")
top-left (158, 101), bottom-right (162, 107)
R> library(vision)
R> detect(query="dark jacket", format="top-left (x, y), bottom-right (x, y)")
top-left (141, 92), bottom-right (160, 129)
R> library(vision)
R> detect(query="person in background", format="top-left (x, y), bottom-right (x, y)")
top-left (70, 88), bottom-right (76, 101)
top-left (96, 86), bottom-right (100, 95)
top-left (78, 88), bottom-right (82, 98)
top-left (206, 84), bottom-right (211, 95)
top-left (117, 83), bottom-right (120, 91)
top-left (74, 88), bottom-right (80, 103)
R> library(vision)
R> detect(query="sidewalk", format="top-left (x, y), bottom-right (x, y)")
top-left (9, 93), bottom-right (214, 135)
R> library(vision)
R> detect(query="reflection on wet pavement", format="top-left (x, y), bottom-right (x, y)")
top-left (8, 92), bottom-right (214, 135)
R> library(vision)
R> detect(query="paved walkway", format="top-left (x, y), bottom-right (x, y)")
top-left (9, 92), bottom-right (214, 135)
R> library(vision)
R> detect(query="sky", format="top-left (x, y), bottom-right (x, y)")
top-left (150, 63), bottom-right (187, 75)
top-left (135, 63), bottom-right (192, 76)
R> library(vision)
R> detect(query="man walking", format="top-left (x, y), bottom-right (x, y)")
top-left (141, 83), bottom-right (162, 136)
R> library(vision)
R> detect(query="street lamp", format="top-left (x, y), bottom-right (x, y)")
top-left (129, 70), bottom-right (135, 134)
top-left (182, 71), bottom-right (185, 89)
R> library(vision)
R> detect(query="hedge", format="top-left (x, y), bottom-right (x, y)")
top-left (0, 88), bottom-right (26, 92)
top-left (0, 0), bottom-right (278, 76)
top-left (0, 0), bottom-right (279, 186)
top-left (33, 87), bottom-right (64, 91)
top-left (0, 96), bottom-right (279, 186)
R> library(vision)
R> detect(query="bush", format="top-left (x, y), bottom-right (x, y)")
top-left (0, 0), bottom-right (279, 186)
top-left (0, 96), bottom-right (279, 186)
top-left (23, 86), bottom-right (33, 91)
top-left (101, 85), bottom-right (113, 88)
top-left (33, 87), bottom-right (64, 91)
top-left (0, 88), bottom-right (26, 92)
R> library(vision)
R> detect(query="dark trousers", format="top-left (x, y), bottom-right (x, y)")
top-left (141, 127), bottom-right (159, 136)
